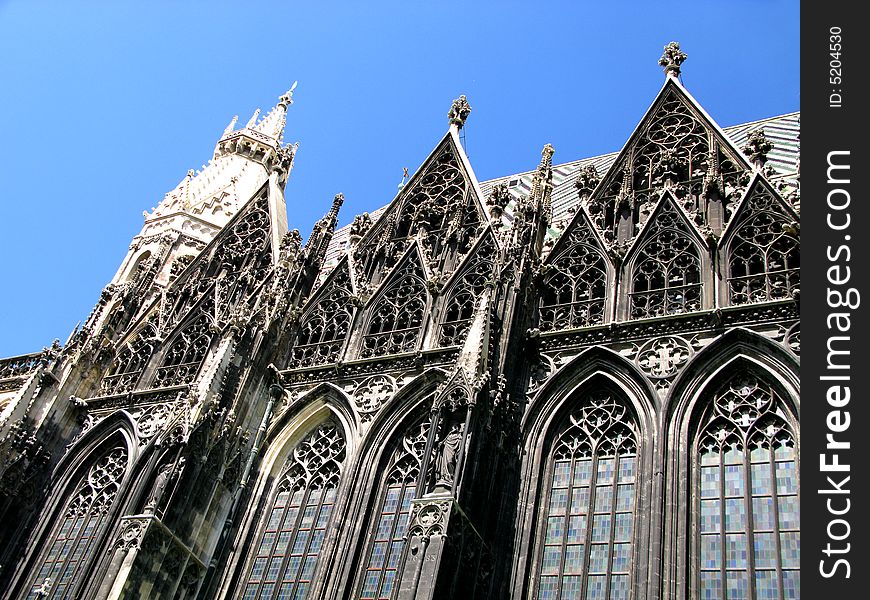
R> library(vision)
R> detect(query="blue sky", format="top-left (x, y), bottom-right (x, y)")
top-left (0, 1), bottom-right (799, 357)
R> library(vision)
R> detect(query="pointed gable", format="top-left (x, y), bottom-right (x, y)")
top-left (585, 78), bottom-right (751, 244)
top-left (624, 193), bottom-right (706, 319)
top-left (539, 209), bottom-right (611, 331)
top-left (360, 247), bottom-right (428, 359)
top-left (438, 230), bottom-right (498, 346)
top-left (352, 132), bottom-right (487, 286)
top-left (720, 175), bottom-right (800, 305)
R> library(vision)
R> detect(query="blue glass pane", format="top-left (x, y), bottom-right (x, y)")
top-left (700, 499), bottom-right (721, 533)
top-left (571, 487), bottom-right (590, 514)
top-left (387, 541), bottom-right (403, 568)
top-left (782, 570), bottom-right (800, 599)
top-left (723, 444), bottom-right (743, 465)
top-left (612, 542), bottom-right (631, 572)
top-left (616, 484), bottom-right (635, 511)
top-left (586, 574), bottom-right (607, 599)
top-left (776, 461), bottom-right (797, 494)
top-left (573, 460), bottom-right (593, 486)
top-left (381, 570), bottom-right (396, 597)
top-left (549, 488), bottom-right (568, 515)
top-left (594, 485), bottom-right (613, 512)
top-left (546, 517), bottom-right (564, 544)
top-left (375, 515), bottom-right (395, 541)
top-left (775, 442), bottom-right (795, 461)
top-left (613, 512), bottom-right (633, 542)
top-left (780, 531), bottom-right (800, 568)
top-left (723, 464), bottom-right (745, 497)
top-left (591, 514), bottom-right (611, 542)
top-left (700, 534), bottom-right (721, 569)
top-left (540, 545), bottom-right (560, 575)
top-left (701, 466), bottom-right (720, 498)
top-left (754, 570), bottom-right (779, 600)
top-left (753, 532), bottom-right (777, 568)
top-left (266, 557), bottom-right (283, 581)
top-left (566, 515), bottom-right (586, 543)
top-left (564, 544), bottom-right (584, 574)
top-left (726, 571), bottom-right (748, 600)
top-left (588, 544), bottom-right (608, 573)
top-left (725, 533), bottom-right (747, 569)
top-left (553, 461), bottom-right (571, 487)
top-left (292, 530), bottom-right (310, 554)
top-left (610, 574), bottom-right (630, 600)
top-left (596, 458), bottom-right (615, 484)
top-left (369, 542), bottom-right (387, 569)
top-left (778, 495), bottom-right (800, 530)
top-left (562, 575), bottom-right (583, 600)
top-left (724, 498), bottom-right (746, 532)
top-left (751, 462), bottom-right (773, 495)
top-left (750, 445), bottom-right (770, 463)
top-left (360, 572), bottom-right (379, 597)
top-left (383, 488), bottom-right (400, 512)
top-left (618, 457), bottom-right (636, 482)
top-left (752, 497), bottom-right (775, 530)
top-left (537, 576), bottom-right (558, 600)
top-left (701, 571), bottom-right (725, 600)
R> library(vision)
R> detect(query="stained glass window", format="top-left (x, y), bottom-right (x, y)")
top-left (27, 445), bottom-right (128, 599)
top-left (360, 258), bottom-right (426, 359)
top-left (358, 422), bottom-right (429, 600)
top-left (241, 423), bottom-right (346, 600)
top-left (695, 374), bottom-right (799, 600)
top-left (536, 391), bottom-right (638, 600)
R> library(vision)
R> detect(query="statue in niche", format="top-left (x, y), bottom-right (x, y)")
top-left (433, 421), bottom-right (464, 490)
top-left (144, 458), bottom-right (183, 514)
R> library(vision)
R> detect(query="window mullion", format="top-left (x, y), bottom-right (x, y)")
top-left (743, 437), bottom-right (757, 600)
top-left (580, 449), bottom-right (599, 600)
top-left (718, 448), bottom-right (726, 600)
top-left (769, 449), bottom-right (785, 600)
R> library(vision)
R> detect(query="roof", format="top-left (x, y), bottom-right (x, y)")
top-left (318, 111), bottom-right (800, 278)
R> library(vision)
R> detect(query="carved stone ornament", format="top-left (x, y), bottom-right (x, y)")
top-left (353, 374), bottom-right (397, 421)
top-left (629, 335), bottom-right (698, 393)
top-left (407, 498), bottom-right (453, 539)
top-left (448, 95), bottom-right (472, 129)
top-left (658, 41), bottom-right (687, 76)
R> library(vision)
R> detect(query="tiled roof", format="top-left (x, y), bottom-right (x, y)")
top-left (318, 111), bottom-right (799, 279)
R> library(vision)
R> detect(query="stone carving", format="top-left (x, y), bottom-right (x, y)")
top-left (659, 41), bottom-right (688, 76)
top-left (448, 95), bottom-right (472, 129)
top-left (742, 128), bottom-right (774, 169)
top-left (634, 335), bottom-right (694, 391)
top-left (353, 374), bottom-right (397, 421)
top-left (407, 498), bottom-right (452, 540)
top-left (433, 421), bottom-right (463, 488)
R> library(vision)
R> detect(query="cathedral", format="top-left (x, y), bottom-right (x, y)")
top-left (0, 43), bottom-right (799, 600)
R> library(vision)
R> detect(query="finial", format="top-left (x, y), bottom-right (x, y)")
top-left (742, 129), bottom-right (774, 170)
top-left (331, 193), bottom-right (345, 212)
top-left (278, 81), bottom-right (298, 108)
top-left (448, 95), bottom-right (472, 129)
top-left (574, 164), bottom-right (601, 199)
top-left (223, 115), bottom-right (238, 136)
top-left (659, 41), bottom-right (687, 78)
top-left (245, 108), bottom-right (261, 129)
top-left (540, 144), bottom-right (555, 168)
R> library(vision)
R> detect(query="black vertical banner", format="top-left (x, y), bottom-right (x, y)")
top-left (802, 3), bottom-right (868, 598)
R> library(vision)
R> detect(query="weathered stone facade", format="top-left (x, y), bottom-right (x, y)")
top-left (0, 44), bottom-right (799, 600)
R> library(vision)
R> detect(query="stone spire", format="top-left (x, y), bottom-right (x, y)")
top-left (253, 82), bottom-right (297, 141)
top-left (659, 41), bottom-right (687, 78)
top-left (448, 95), bottom-right (472, 130)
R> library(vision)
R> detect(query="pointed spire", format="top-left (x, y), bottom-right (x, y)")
top-left (448, 95), bottom-right (472, 130)
top-left (252, 83), bottom-right (297, 141)
top-left (223, 115), bottom-right (238, 136)
top-left (303, 193), bottom-right (344, 269)
top-left (455, 286), bottom-right (493, 386)
top-left (277, 81), bottom-right (297, 109)
top-left (659, 41), bottom-right (687, 78)
top-left (245, 108), bottom-right (261, 129)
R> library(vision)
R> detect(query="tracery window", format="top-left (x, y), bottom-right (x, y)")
top-left (358, 422), bottom-right (429, 600)
top-left (540, 224), bottom-right (608, 331)
top-left (438, 237), bottom-right (495, 345)
top-left (694, 374), bottom-right (799, 600)
top-left (241, 423), bottom-right (346, 600)
top-left (100, 318), bottom-right (158, 395)
top-left (393, 148), bottom-right (466, 241)
top-left (535, 391), bottom-right (638, 600)
top-left (291, 264), bottom-right (354, 368)
top-left (727, 189), bottom-right (800, 305)
top-left (26, 445), bottom-right (128, 599)
top-left (361, 260), bottom-right (426, 358)
top-left (629, 200), bottom-right (702, 318)
top-left (153, 312), bottom-right (213, 387)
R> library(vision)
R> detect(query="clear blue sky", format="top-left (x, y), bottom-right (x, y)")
top-left (0, 1), bottom-right (799, 357)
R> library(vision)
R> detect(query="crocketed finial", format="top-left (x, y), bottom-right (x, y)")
top-left (448, 95), bottom-right (472, 129)
top-left (659, 41), bottom-right (687, 78)
top-left (742, 129), bottom-right (775, 170)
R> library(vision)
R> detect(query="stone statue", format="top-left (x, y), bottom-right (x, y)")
top-left (434, 422), bottom-right (463, 488)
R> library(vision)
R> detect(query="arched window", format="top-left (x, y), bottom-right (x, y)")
top-left (361, 260), bottom-right (426, 359)
top-left (358, 421), bottom-right (429, 600)
top-left (241, 422), bottom-right (346, 600)
top-left (694, 373), bottom-right (799, 600)
top-left (291, 264), bottom-right (354, 367)
top-left (726, 187), bottom-right (800, 305)
top-left (534, 391), bottom-right (639, 600)
top-left (26, 444), bottom-right (128, 599)
top-left (438, 237), bottom-right (494, 346)
top-left (100, 318), bottom-right (158, 395)
top-left (540, 222), bottom-right (608, 331)
top-left (630, 199), bottom-right (702, 319)
top-left (154, 313), bottom-right (213, 387)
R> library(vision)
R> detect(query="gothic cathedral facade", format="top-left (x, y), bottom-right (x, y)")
top-left (0, 44), bottom-right (799, 600)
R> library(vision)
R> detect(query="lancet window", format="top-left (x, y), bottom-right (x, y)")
top-left (438, 237), bottom-right (494, 346)
top-left (358, 422), bottom-right (429, 600)
top-left (241, 423), bottom-right (346, 600)
top-left (694, 374), bottom-right (799, 600)
top-left (534, 391), bottom-right (639, 600)
top-left (100, 318), bottom-right (158, 395)
top-left (361, 260), bottom-right (426, 358)
top-left (26, 445), bottom-right (128, 600)
top-left (726, 189), bottom-right (800, 305)
top-left (629, 200), bottom-right (702, 318)
top-left (539, 225), bottom-right (608, 331)
top-left (291, 265), bottom-right (354, 367)
top-left (153, 312), bottom-right (213, 387)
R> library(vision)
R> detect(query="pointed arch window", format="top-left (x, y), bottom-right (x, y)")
top-left (154, 313), bottom-right (213, 387)
top-left (361, 261), bottom-right (426, 358)
top-left (100, 318), bottom-right (158, 395)
top-left (727, 190), bottom-right (800, 305)
top-left (694, 373), bottom-right (799, 600)
top-left (291, 266), bottom-right (354, 368)
top-left (439, 238), bottom-right (495, 346)
top-left (540, 232), bottom-right (608, 331)
top-left (534, 391), bottom-right (639, 600)
top-left (629, 201), bottom-right (702, 318)
top-left (241, 422), bottom-right (346, 600)
top-left (358, 422), bottom-right (429, 600)
top-left (26, 445), bottom-right (128, 599)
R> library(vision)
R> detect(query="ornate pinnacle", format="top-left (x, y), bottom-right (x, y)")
top-left (742, 129), bottom-right (775, 169)
top-left (278, 81), bottom-right (298, 108)
top-left (659, 41), bottom-right (687, 77)
top-left (540, 144), bottom-right (555, 168)
top-left (448, 95), bottom-right (472, 129)
top-left (574, 164), bottom-right (601, 198)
